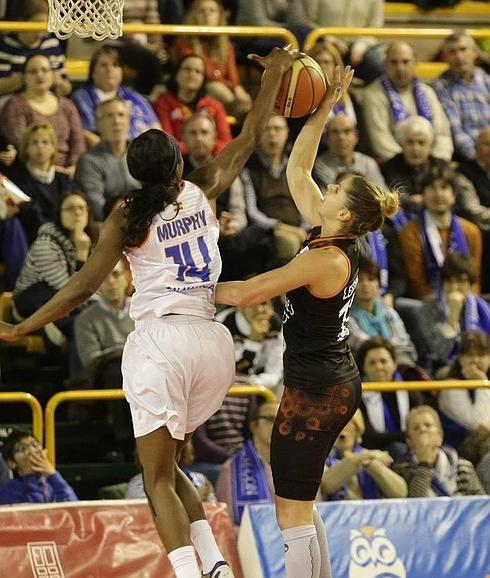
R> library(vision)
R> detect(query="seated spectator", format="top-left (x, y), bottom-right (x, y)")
top-left (308, 40), bottom-right (360, 127)
top-left (245, 114), bottom-right (307, 265)
top-left (215, 300), bottom-right (283, 394)
top-left (0, 454), bottom-right (9, 487)
top-left (313, 114), bottom-right (387, 191)
top-left (71, 260), bottom-right (134, 457)
top-left (458, 126), bottom-right (490, 294)
top-left (0, 0), bottom-right (71, 100)
top-left (321, 410), bottom-right (407, 500)
top-left (215, 401), bottom-right (279, 525)
top-left (182, 112), bottom-right (276, 280)
top-left (75, 98), bottom-right (141, 222)
top-left (392, 405), bottom-right (485, 497)
top-left (0, 186), bottom-right (29, 291)
top-left (362, 41), bottom-right (453, 162)
top-left (153, 55), bottom-right (232, 155)
top-left (357, 337), bottom-right (427, 457)
top-left (126, 441), bottom-right (216, 502)
top-left (71, 46), bottom-right (161, 148)
top-left (436, 331), bottom-right (490, 449)
top-left (0, 429), bottom-right (77, 504)
top-left (419, 254), bottom-right (490, 369)
top-left (399, 163), bottom-right (482, 300)
top-left (0, 54), bottom-right (85, 176)
top-left (234, 0), bottom-right (310, 51)
top-left (172, 0), bottom-right (252, 116)
top-left (303, 0), bottom-right (385, 85)
top-left (382, 116), bottom-right (490, 229)
top-left (349, 257), bottom-right (417, 365)
top-left (433, 32), bottom-right (490, 162)
top-left (13, 192), bottom-right (95, 347)
top-left (7, 123), bottom-right (72, 243)
top-left (192, 394), bottom-right (257, 485)
top-left (112, 0), bottom-right (168, 96)
top-left (458, 126), bottom-right (490, 209)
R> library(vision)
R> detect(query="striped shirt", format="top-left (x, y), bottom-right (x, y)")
top-left (433, 67), bottom-right (490, 160)
top-left (13, 222), bottom-right (77, 295)
top-left (193, 396), bottom-right (256, 463)
top-left (0, 33), bottom-right (66, 79)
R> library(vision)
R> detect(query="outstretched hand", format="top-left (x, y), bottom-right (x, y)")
top-left (247, 45), bottom-right (299, 72)
top-left (0, 320), bottom-right (21, 342)
top-left (320, 65), bottom-right (355, 109)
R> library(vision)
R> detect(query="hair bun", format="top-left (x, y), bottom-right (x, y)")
top-left (380, 189), bottom-right (400, 219)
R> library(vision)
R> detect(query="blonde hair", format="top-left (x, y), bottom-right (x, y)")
top-left (342, 175), bottom-right (400, 236)
top-left (405, 405), bottom-right (443, 435)
top-left (184, 0), bottom-right (230, 63)
top-left (19, 123), bottom-right (58, 165)
top-left (350, 410), bottom-right (366, 437)
top-left (307, 40), bottom-right (348, 107)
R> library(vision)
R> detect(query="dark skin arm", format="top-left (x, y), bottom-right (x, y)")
top-left (189, 47), bottom-right (298, 212)
top-left (0, 208), bottom-right (125, 341)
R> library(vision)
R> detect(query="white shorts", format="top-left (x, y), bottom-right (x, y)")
top-left (121, 315), bottom-right (235, 440)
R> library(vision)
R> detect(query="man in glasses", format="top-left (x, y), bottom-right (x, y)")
top-left (215, 402), bottom-right (280, 527)
top-left (0, 429), bottom-right (77, 504)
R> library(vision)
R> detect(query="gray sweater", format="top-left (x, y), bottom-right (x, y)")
top-left (75, 141), bottom-right (140, 221)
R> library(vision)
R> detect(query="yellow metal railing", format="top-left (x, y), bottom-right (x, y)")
top-left (385, 2), bottom-right (490, 17)
top-left (304, 27), bottom-right (490, 53)
top-left (0, 22), bottom-right (298, 48)
top-left (363, 379), bottom-right (489, 393)
top-left (0, 392), bottom-right (43, 442)
top-left (44, 385), bottom-right (277, 465)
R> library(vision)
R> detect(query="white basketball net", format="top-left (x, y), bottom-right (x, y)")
top-left (47, 0), bottom-right (124, 41)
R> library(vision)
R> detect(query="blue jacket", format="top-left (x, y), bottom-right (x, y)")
top-left (0, 473), bottom-right (77, 504)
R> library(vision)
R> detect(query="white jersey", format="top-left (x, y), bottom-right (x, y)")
top-left (125, 180), bottom-right (221, 320)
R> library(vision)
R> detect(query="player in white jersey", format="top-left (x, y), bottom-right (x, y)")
top-left (0, 47), bottom-right (298, 578)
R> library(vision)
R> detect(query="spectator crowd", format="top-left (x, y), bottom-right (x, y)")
top-left (0, 0), bottom-right (488, 510)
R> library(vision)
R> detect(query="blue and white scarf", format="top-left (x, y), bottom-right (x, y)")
top-left (362, 371), bottom-right (408, 433)
top-left (464, 293), bottom-right (490, 335)
top-left (325, 445), bottom-right (381, 500)
top-left (419, 210), bottom-right (469, 290)
top-left (231, 441), bottom-right (272, 524)
top-left (381, 73), bottom-right (433, 124)
top-left (366, 230), bottom-right (389, 294)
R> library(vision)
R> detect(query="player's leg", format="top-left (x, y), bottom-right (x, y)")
top-left (271, 381), bottom-right (361, 578)
top-left (136, 427), bottom-right (201, 578)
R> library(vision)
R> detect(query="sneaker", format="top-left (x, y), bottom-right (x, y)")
top-left (202, 561), bottom-right (235, 578)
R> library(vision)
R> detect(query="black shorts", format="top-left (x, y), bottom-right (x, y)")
top-left (270, 377), bottom-right (362, 501)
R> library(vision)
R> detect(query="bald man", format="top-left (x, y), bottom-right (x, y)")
top-left (362, 41), bottom-right (453, 161)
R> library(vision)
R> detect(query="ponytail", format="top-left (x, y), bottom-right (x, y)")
top-left (123, 129), bottom-right (182, 247)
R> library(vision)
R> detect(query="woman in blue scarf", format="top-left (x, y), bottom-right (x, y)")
top-left (322, 410), bottom-right (407, 501)
top-left (419, 253), bottom-right (490, 369)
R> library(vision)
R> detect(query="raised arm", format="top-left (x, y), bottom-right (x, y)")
top-left (189, 47), bottom-right (297, 201)
top-left (286, 66), bottom-right (354, 226)
top-left (0, 209), bottom-right (125, 341)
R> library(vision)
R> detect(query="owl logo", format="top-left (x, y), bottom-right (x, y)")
top-left (348, 527), bottom-right (406, 578)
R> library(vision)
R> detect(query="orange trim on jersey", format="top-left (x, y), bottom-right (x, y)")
top-left (308, 234), bottom-right (357, 250)
top-left (306, 245), bottom-right (352, 299)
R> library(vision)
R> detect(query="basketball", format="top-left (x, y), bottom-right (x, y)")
top-left (273, 54), bottom-right (327, 118)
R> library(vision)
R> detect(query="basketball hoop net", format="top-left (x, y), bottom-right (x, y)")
top-left (47, 0), bottom-right (124, 41)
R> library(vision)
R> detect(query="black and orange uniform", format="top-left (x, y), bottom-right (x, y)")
top-left (271, 228), bottom-right (362, 500)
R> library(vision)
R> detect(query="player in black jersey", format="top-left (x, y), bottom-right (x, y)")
top-left (215, 66), bottom-right (400, 578)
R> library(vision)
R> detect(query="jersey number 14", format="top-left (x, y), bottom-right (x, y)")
top-left (165, 236), bottom-right (211, 282)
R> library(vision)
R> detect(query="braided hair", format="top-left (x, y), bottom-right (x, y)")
top-left (123, 129), bottom-right (182, 247)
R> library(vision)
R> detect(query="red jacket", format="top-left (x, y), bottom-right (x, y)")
top-left (153, 91), bottom-right (232, 155)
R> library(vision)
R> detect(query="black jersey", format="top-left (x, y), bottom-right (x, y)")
top-left (282, 231), bottom-right (360, 390)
